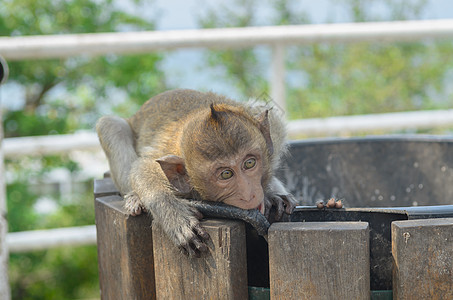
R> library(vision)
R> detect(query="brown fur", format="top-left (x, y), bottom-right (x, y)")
top-left (96, 89), bottom-right (296, 256)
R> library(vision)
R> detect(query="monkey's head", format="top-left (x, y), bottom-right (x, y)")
top-left (156, 103), bottom-right (273, 214)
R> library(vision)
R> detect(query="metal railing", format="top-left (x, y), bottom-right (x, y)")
top-left (2, 19), bottom-right (453, 254)
top-left (2, 19), bottom-right (453, 114)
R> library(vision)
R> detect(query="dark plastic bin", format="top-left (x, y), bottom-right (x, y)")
top-left (247, 136), bottom-right (453, 299)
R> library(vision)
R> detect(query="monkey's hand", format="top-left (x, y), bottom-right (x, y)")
top-left (124, 192), bottom-right (147, 216)
top-left (125, 192), bottom-right (210, 257)
top-left (264, 193), bottom-right (297, 221)
top-left (158, 204), bottom-right (211, 258)
top-left (264, 177), bottom-right (298, 221)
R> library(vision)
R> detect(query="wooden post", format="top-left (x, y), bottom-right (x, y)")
top-left (392, 218), bottom-right (453, 299)
top-left (94, 177), bottom-right (248, 299)
top-left (268, 222), bottom-right (370, 300)
top-left (94, 178), bottom-right (156, 300)
top-left (152, 219), bottom-right (248, 299)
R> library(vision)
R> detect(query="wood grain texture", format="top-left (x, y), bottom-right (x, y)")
top-left (392, 218), bottom-right (453, 300)
top-left (153, 219), bottom-right (248, 299)
top-left (95, 194), bottom-right (156, 300)
top-left (269, 222), bottom-right (370, 300)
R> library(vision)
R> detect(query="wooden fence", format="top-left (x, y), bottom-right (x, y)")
top-left (94, 176), bottom-right (452, 300)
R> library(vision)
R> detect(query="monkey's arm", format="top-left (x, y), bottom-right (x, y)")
top-left (96, 116), bottom-right (138, 195)
top-left (127, 156), bottom-right (210, 257)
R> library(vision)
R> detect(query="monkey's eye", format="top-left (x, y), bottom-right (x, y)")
top-left (220, 169), bottom-right (234, 180)
top-left (244, 158), bottom-right (256, 170)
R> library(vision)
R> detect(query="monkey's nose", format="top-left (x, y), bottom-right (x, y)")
top-left (240, 194), bottom-right (255, 203)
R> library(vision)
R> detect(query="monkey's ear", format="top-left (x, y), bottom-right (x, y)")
top-left (210, 103), bottom-right (223, 123)
top-left (156, 155), bottom-right (192, 194)
top-left (257, 110), bottom-right (274, 156)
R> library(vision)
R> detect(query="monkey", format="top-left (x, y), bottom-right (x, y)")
top-left (96, 89), bottom-right (297, 257)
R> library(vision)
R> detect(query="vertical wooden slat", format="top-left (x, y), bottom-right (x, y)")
top-left (269, 222), bottom-right (370, 300)
top-left (94, 194), bottom-right (156, 300)
top-left (153, 219), bottom-right (248, 299)
top-left (392, 218), bottom-right (453, 300)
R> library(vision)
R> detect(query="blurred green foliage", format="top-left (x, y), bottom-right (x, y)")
top-left (1, 0), bottom-right (166, 299)
top-left (1, 0), bottom-right (167, 138)
top-left (199, 0), bottom-right (453, 121)
top-left (7, 183), bottom-right (98, 299)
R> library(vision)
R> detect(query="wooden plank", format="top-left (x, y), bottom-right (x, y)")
top-left (93, 178), bottom-right (119, 198)
top-left (94, 195), bottom-right (156, 300)
top-left (268, 222), bottom-right (370, 300)
top-left (153, 219), bottom-right (248, 299)
top-left (392, 218), bottom-right (453, 300)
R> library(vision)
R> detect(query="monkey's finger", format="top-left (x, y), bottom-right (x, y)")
top-left (284, 195), bottom-right (297, 214)
top-left (316, 200), bottom-right (325, 209)
top-left (326, 198), bottom-right (336, 208)
top-left (133, 206), bottom-right (142, 216)
top-left (191, 237), bottom-right (208, 253)
top-left (194, 224), bottom-right (210, 241)
top-left (193, 210), bottom-right (204, 220)
top-left (188, 205), bottom-right (204, 220)
top-left (179, 245), bottom-right (189, 256)
top-left (180, 243), bottom-right (197, 258)
top-left (264, 202), bottom-right (272, 219)
top-left (274, 198), bottom-right (285, 221)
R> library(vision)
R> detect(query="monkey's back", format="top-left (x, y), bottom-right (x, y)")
top-left (128, 89), bottom-right (240, 153)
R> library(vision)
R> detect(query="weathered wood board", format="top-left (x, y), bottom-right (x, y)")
top-left (152, 219), bottom-right (248, 299)
top-left (94, 193), bottom-right (156, 300)
top-left (93, 177), bottom-right (119, 198)
top-left (268, 221), bottom-right (370, 300)
top-left (392, 217), bottom-right (453, 300)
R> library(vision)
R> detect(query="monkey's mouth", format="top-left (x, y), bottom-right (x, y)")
top-left (257, 202), bottom-right (265, 215)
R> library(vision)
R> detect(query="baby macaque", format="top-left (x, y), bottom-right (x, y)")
top-left (96, 89), bottom-right (296, 256)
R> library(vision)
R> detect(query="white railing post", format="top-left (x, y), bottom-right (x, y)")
top-left (0, 112), bottom-right (11, 300)
top-left (271, 44), bottom-right (286, 115)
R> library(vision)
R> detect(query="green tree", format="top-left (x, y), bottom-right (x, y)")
top-left (1, 0), bottom-right (167, 298)
top-left (199, 0), bottom-right (453, 122)
top-left (1, 0), bottom-right (167, 137)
